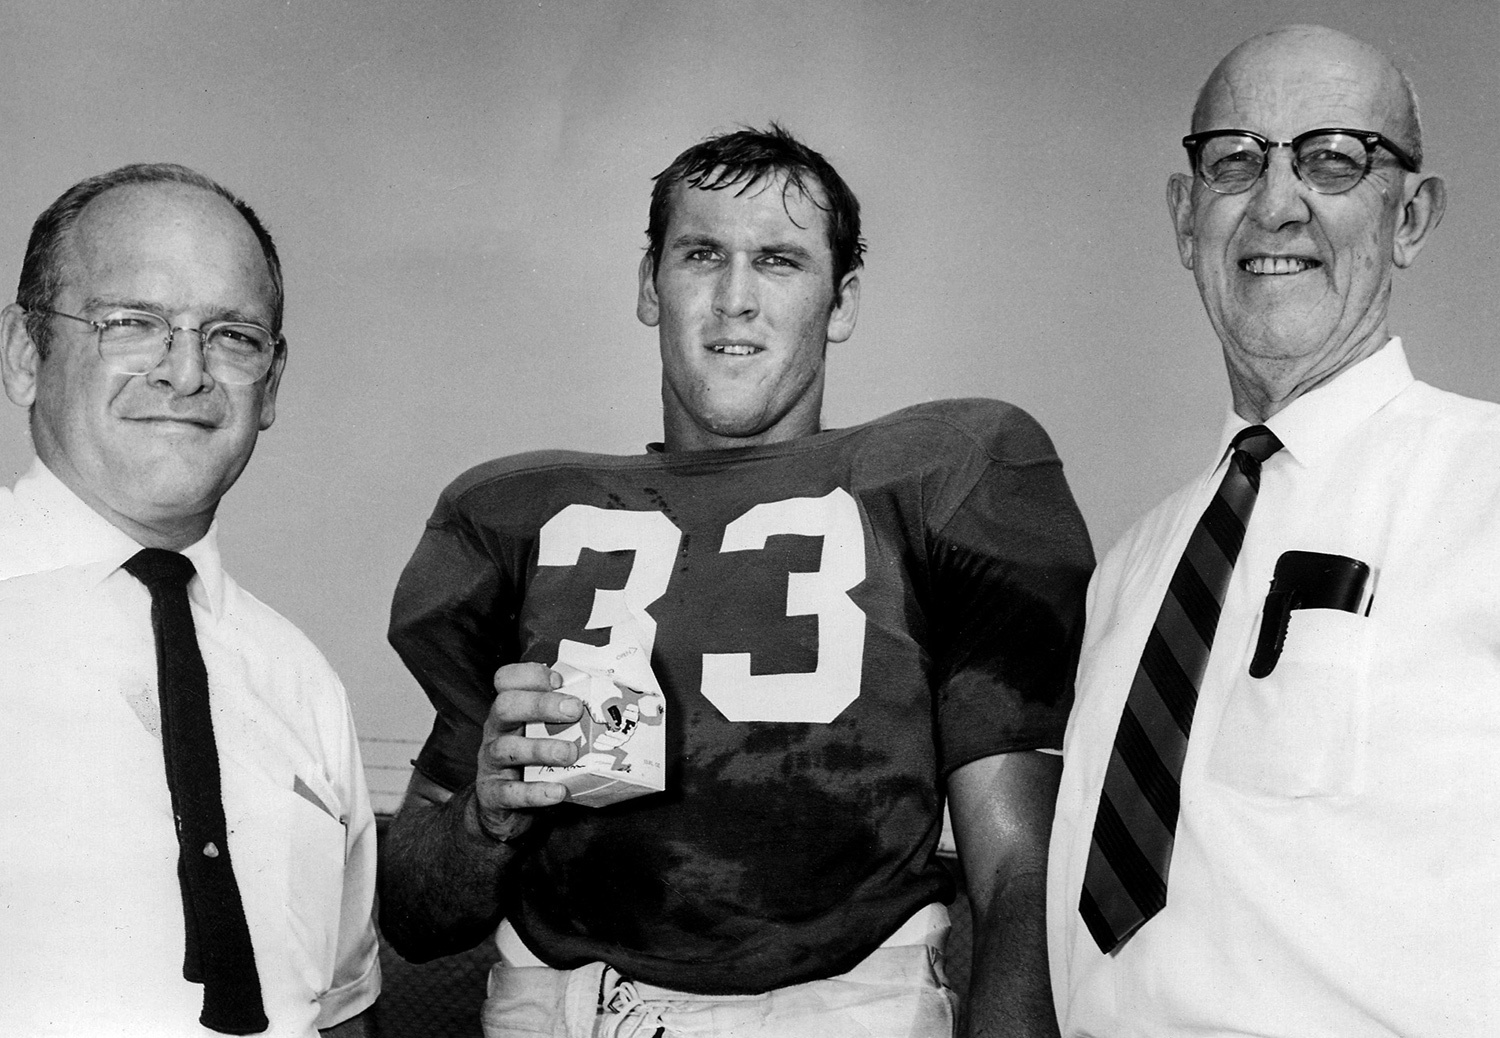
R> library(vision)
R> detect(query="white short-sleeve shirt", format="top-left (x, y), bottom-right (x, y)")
top-left (1049, 341), bottom-right (1500, 1037)
top-left (0, 459), bottom-right (380, 1037)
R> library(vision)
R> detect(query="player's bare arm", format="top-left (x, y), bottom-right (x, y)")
top-left (377, 663), bottom-right (582, 961)
top-left (949, 750), bottom-right (1062, 1038)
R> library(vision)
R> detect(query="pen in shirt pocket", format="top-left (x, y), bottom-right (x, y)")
top-left (1249, 550), bottom-right (1373, 678)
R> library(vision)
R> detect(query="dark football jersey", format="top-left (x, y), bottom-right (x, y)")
top-left (389, 398), bottom-right (1093, 993)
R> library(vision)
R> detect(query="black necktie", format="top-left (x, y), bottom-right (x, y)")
top-left (1079, 426), bottom-right (1283, 953)
top-left (122, 548), bottom-right (268, 1035)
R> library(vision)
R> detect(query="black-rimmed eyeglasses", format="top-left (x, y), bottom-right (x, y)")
top-left (1182, 127), bottom-right (1420, 196)
top-left (27, 307), bottom-right (280, 385)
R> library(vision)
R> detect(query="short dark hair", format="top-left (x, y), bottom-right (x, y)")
top-left (15, 163), bottom-right (284, 358)
top-left (645, 123), bottom-right (865, 295)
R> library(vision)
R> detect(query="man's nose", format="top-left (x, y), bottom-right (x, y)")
top-left (713, 257), bottom-right (758, 319)
top-left (146, 327), bottom-right (213, 394)
top-left (1246, 146), bottom-right (1312, 230)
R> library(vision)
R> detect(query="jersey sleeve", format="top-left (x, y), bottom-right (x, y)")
top-left (388, 489), bottom-right (519, 793)
top-left (926, 410), bottom-right (1094, 774)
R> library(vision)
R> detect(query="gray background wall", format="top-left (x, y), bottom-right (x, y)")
top-left (3, 0), bottom-right (1495, 806)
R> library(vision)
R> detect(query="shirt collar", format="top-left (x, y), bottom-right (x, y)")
top-left (1211, 337), bottom-right (1414, 476)
top-left (10, 458), bottom-right (227, 618)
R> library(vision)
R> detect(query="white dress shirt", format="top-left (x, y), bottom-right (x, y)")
top-left (1049, 341), bottom-right (1500, 1037)
top-left (0, 459), bottom-right (380, 1037)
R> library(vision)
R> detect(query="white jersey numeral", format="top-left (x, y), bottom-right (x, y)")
top-left (537, 505), bottom-right (681, 684)
top-left (536, 491), bottom-right (868, 724)
top-left (701, 489), bottom-right (866, 723)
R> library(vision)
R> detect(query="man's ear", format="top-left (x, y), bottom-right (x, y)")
top-left (1167, 172), bottom-right (1199, 271)
top-left (636, 253), bottom-right (660, 327)
top-left (1392, 173), bottom-right (1446, 270)
top-left (1, 303), bottom-right (41, 408)
top-left (258, 338), bottom-right (287, 431)
top-left (826, 271), bottom-right (860, 344)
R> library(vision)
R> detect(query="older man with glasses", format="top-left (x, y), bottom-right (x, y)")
top-left (1046, 24), bottom-right (1500, 1037)
top-left (0, 164), bottom-right (379, 1037)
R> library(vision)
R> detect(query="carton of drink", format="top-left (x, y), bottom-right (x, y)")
top-left (524, 637), bottom-right (666, 807)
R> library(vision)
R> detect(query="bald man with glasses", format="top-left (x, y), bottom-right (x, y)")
top-left (1047, 25), bottom-right (1500, 1037)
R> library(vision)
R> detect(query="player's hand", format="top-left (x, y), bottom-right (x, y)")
top-left (471, 663), bottom-right (581, 841)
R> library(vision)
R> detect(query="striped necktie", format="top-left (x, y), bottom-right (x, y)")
top-left (1079, 425), bottom-right (1283, 953)
top-left (123, 548), bottom-right (268, 1035)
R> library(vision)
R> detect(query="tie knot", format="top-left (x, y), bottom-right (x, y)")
top-left (1231, 425), bottom-right (1283, 464)
top-left (122, 547), bottom-right (197, 592)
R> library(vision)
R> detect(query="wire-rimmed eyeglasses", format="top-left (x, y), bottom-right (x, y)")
top-left (27, 307), bottom-right (280, 385)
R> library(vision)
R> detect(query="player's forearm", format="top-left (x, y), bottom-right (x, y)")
top-left (376, 784), bottom-right (519, 962)
top-left (961, 868), bottom-right (1059, 1038)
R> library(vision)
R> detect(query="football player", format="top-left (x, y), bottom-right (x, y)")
top-left (379, 124), bottom-right (1093, 1038)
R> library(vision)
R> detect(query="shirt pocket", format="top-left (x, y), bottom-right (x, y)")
top-left (1205, 608), bottom-right (1371, 799)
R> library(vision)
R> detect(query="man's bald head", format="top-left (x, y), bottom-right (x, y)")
top-left (1192, 25), bottom-right (1422, 169)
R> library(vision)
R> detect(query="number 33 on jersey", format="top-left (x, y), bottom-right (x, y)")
top-left (538, 488), bottom-right (865, 725)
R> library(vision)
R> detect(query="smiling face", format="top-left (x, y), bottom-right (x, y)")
top-left (637, 174), bottom-right (859, 451)
top-left (0, 181), bottom-right (284, 548)
top-left (1167, 26), bottom-right (1445, 419)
